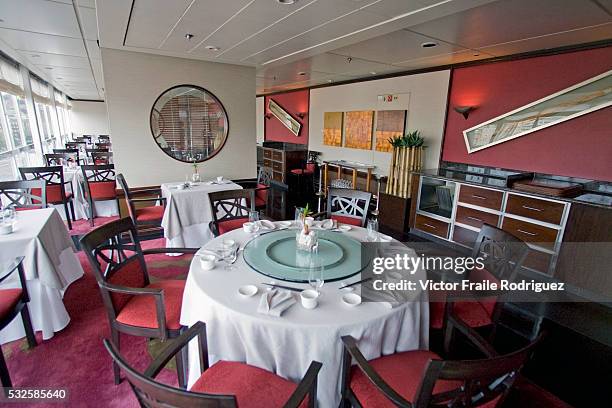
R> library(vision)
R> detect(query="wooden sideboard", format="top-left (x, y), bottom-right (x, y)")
top-left (260, 144), bottom-right (307, 185)
top-left (409, 173), bottom-right (571, 275)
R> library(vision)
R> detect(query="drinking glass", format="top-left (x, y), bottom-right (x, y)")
top-left (220, 239), bottom-right (238, 270)
top-left (366, 218), bottom-right (379, 242)
top-left (248, 210), bottom-right (260, 236)
top-left (294, 207), bottom-right (304, 229)
top-left (308, 247), bottom-right (324, 294)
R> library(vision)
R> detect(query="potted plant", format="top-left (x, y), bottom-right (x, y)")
top-left (296, 204), bottom-right (317, 252)
top-left (385, 130), bottom-right (425, 198)
top-left (191, 160), bottom-right (201, 183)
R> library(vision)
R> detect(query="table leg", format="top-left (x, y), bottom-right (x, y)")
top-left (352, 169), bottom-right (357, 190)
top-left (366, 169), bottom-right (372, 192)
top-left (323, 163), bottom-right (328, 193)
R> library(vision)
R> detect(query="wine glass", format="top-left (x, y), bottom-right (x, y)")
top-left (220, 239), bottom-right (238, 271)
top-left (308, 247), bottom-right (324, 294)
top-left (248, 210), bottom-right (260, 236)
top-left (366, 218), bottom-right (379, 242)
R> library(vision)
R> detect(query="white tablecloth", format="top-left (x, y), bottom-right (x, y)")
top-left (51, 167), bottom-right (119, 221)
top-left (0, 208), bottom-right (84, 344)
top-left (180, 224), bottom-right (429, 407)
top-left (161, 181), bottom-right (242, 248)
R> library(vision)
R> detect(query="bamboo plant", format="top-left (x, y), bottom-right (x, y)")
top-left (386, 130), bottom-right (425, 198)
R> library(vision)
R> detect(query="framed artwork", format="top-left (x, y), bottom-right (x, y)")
top-left (375, 110), bottom-right (406, 152)
top-left (464, 69), bottom-right (612, 153)
top-left (344, 111), bottom-right (373, 150)
top-left (323, 112), bottom-right (343, 146)
top-left (268, 98), bottom-right (302, 136)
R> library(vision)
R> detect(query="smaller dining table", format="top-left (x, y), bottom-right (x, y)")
top-left (160, 180), bottom-right (242, 249)
top-left (180, 223), bottom-right (429, 407)
top-left (0, 208), bottom-right (84, 344)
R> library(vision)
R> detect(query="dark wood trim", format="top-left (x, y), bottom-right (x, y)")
top-left (256, 39), bottom-right (612, 97)
top-left (66, 97), bottom-right (105, 102)
top-left (438, 66), bottom-right (454, 167)
top-left (122, 0), bottom-right (135, 47)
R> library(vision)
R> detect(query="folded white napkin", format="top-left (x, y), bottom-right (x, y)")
top-left (257, 289), bottom-right (296, 317)
top-left (259, 219), bottom-right (276, 230)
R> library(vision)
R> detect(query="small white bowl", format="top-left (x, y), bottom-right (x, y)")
top-left (342, 293), bottom-right (362, 307)
top-left (199, 254), bottom-right (216, 271)
top-left (243, 222), bottom-right (255, 233)
top-left (300, 289), bottom-right (319, 309)
top-left (338, 225), bottom-right (351, 232)
top-left (238, 285), bottom-right (258, 298)
top-left (277, 221), bottom-right (292, 228)
top-left (0, 223), bottom-right (14, 235)
top-left (216, 176), bottom-right (224, 183)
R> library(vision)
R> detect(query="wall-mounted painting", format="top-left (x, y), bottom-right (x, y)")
top-left (375, 110), bottom-right (406, 152)
top-left (464, 69), bottom-right (612, 153)
top-left (268, 98), bottom-right (302, 136)
top-left (323, 112), bottom-right (343, 146)
top-left (344, 111), bottom-right (373, 150)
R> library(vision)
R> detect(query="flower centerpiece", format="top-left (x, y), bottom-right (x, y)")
top-left (296, 204), bottom-right (318, 252)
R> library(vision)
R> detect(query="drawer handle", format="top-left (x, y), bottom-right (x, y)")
top-left (471, 194), bottom-right (487, 200)
top-left (466, 216), bottom-right (483, 222)
top-left (522, 205), bottom-right (543, 212)
top-left (423, 223), bottom-right (437, 230)
top-left (517, 229), bottom-right (538, 237)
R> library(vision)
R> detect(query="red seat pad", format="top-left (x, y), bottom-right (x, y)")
top-left (255, 184), bottom-right (268, 204)
top-left (217, 217), bottom-right (248, 235)
top-left (135, 206), bottom-right (164, 222)
top-left (430, 267), bottom-right (498, 329)
top-left (350, 350), bottom-right (462, 408)
top-left (331, 214), bottom-right (363, 227)
top-left (115, 280), bottom-right (185, 330)
top-left (190, 360), bottom-right (302, 408)
top-left (89, 181), bottom-right (116, 200)
top-left (0, 289), bottom-right (22, 319)
top-left (32, 186), bottom-right (72, 204)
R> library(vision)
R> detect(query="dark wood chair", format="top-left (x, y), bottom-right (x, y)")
top-left (0, 257), bottom-right (37, 388)
top-left (81, 164), bottom-right (119, 226)
top-left (254, 167), bottom-right (272, 211)
top-left (429, 224), bottom-right (530, 353)
top-left (65, 141), bottom-right (86, 151)
top-left (95, 142), bottom-right (111, 150)
top-left (97, 135), bottom-right (111, 143)
top-left (75, 135), bottom-right (92, 144)
top-left (208, 189), bottom-right (255, 237)
top-left (91, 151), bottom-right (113, 165)
top-left (45, 153), bottom-right (72, 167)
top-left (339, 324), bottom-right (542, 408)
top-left (0, 180), bottom-right (46, 210)
top-left (53, 148), bottom-right (81, 165)
top-left (104, 321), bottom-right (322, 408)
top-left (19, 166), bottom-right (75, 229)
top-left (117, 173), bottom-right (165, 228)
top-left (86, 147), bottom-right (110, 160)
top-left (322, 188), bottom-right (372, 227)
top-left (80, 217), bottom-right (197, 387)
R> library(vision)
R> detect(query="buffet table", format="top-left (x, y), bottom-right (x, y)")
top-left (180, 223), bottom-right (429, 407)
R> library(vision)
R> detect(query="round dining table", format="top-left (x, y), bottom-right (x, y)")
top-left (180, 222), bottom-right (429, 407)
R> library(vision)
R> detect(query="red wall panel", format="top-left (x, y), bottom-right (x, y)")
top-left (441, 47), bottom-right (612, 181)
top-left (264, 90), bottom-right (309, 145)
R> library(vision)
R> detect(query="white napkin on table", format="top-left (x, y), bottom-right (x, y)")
top-left (257, 289), bottom-right (296, 317)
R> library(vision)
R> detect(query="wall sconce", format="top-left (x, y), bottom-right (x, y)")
top-left (296, 112), bottom-right (307, 119)
top-left (454, 106), bottom-right (476, 119)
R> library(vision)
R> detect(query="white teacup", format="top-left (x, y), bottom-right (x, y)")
top-left (243, 222), bottom-right (255, 233)
top-left (0, 223), bottom-right (14, 235)
top-left (216, 176), bottom-right (224, 183)
top-left (199, 254), bottom-right (216, 271)
top-left (300, 289), bottom-right (319, 309)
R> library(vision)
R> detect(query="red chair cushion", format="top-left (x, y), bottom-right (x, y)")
top-left (135, 206), bottom-right (164, 222)
top-left (190, 360), bottom-right (302, 408)
top-left (430, 267), bottom-right (498, 329)
top-left (89, 181), bottom-right (116, 200)
top-left (350, 350), bottom-right (461, 408)
top-left (0, 288), bottom-right (22, 320)
top-left (255, 183), bottom-right (268, 206)
top-left (331, 214), bottom-right (363, 227)
top-left (31, 186), bottom-right (72, 204)
top-left (115, 279), bottom-right (185, 330)
top-left (217, 217), bottom-right (248, 235)
top-left (107, 257), bottom-right (147, 311)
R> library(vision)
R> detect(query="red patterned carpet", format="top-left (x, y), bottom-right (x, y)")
top-left (3, 237), bottom-right (189, 408)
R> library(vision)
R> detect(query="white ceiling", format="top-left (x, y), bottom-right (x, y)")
top-left (0, 0), bottom-right (609, 99)
top-left (0, 0), bottom-right (103, 100)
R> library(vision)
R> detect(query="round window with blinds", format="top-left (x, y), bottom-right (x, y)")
top-left (150, 85), bottom-right (229, 163)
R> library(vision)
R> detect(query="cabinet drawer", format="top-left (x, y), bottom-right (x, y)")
top-left (415, 214), bottom-right (449, 239)
top-left (502, 218), bottom-right (558, 250)
top-left (263, 149), bottom-right (271, 159)
top-left (452, 225), bottom-right (478, 248)
top-left (272, 150), bottom-right (283, 161)
top-left (263, 159), bottom-right (272, 168)
top-left (272, 171), bottom-right (284, 182)
top-left (272, 161), bottom-right (283, 172)
top-left (523, 249), bottom-right (552, 274)
top-left (505, 194), bottom-right (564, 225)
top-left (456, 205), bottom-right (499, 229)
top-left (458, 185), bottom-right (503, 210)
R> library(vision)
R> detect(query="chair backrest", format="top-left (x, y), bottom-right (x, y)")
top-left (97, 135), bottom-right (110, 142)
top-left (209, 189), bottom-right (255, 224)
top-left (91, 151), bottom-right (113, 165)
top-left (95, 142), bottom-right (111, 150)
top-left (66, 141), bottom-right (86, 150)
top-left (326, 188), bottom-right (372, 227)
top-left (85, 147), bottom-right (109, 158)
top-left (116, 174), bottom-right (137, 223)
top-left (19, 166), bottom-right (68, 205)
top-left (76, 135), bottom-right (92, 144)
top-left (0, 180), bottom-right (46, 209)
top-left (413, 335), bottom-right (542, 408)
top-left (257, 167), bottom-right (272, 186)
top-left (80, 217), bottom-right (149, 321)
top-left (470, 224), bottom-right (530, 282)
top-left (0, 257), bottom-right (29, 327)
top-left (81, 164), bottom-right (117, 201)
top-left (45, 153), bottom-right (67, 166)
top-left (53, 148), bottom-right (80, 163)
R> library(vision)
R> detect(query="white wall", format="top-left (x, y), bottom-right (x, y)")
top-left (69, 100), bottom-right (109, 136)
top-left (256, 96), bottom-right (264, 144)
top-left (308, 70), bottom-right (450, 176)
top-left (102, 48), bottom-right (256, 186)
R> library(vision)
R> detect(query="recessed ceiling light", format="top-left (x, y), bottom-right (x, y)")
top-left (31, 54), bottom-right (40, 58)
top-left (277, 0), bottom-right (298, 4)
top-left (421, 41), bottom-right (438, 48)
top-left (370, 71), bottom-right (377, 75)
top-left (184, 33), bottom-right (194, 41)
top-left (57, 77), bottom-right (63, 80)
top-left (298, 71), bottom-right (306, 76)
top-left (44, 67), bottom-right (53, 70)
top-left (204, 45), bottom-right (220, 51)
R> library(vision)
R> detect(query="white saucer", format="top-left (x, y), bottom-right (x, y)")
top-left (342, 293), bottom-right (362, 307)
top-left (238, 285), bottom-right (258, 298)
